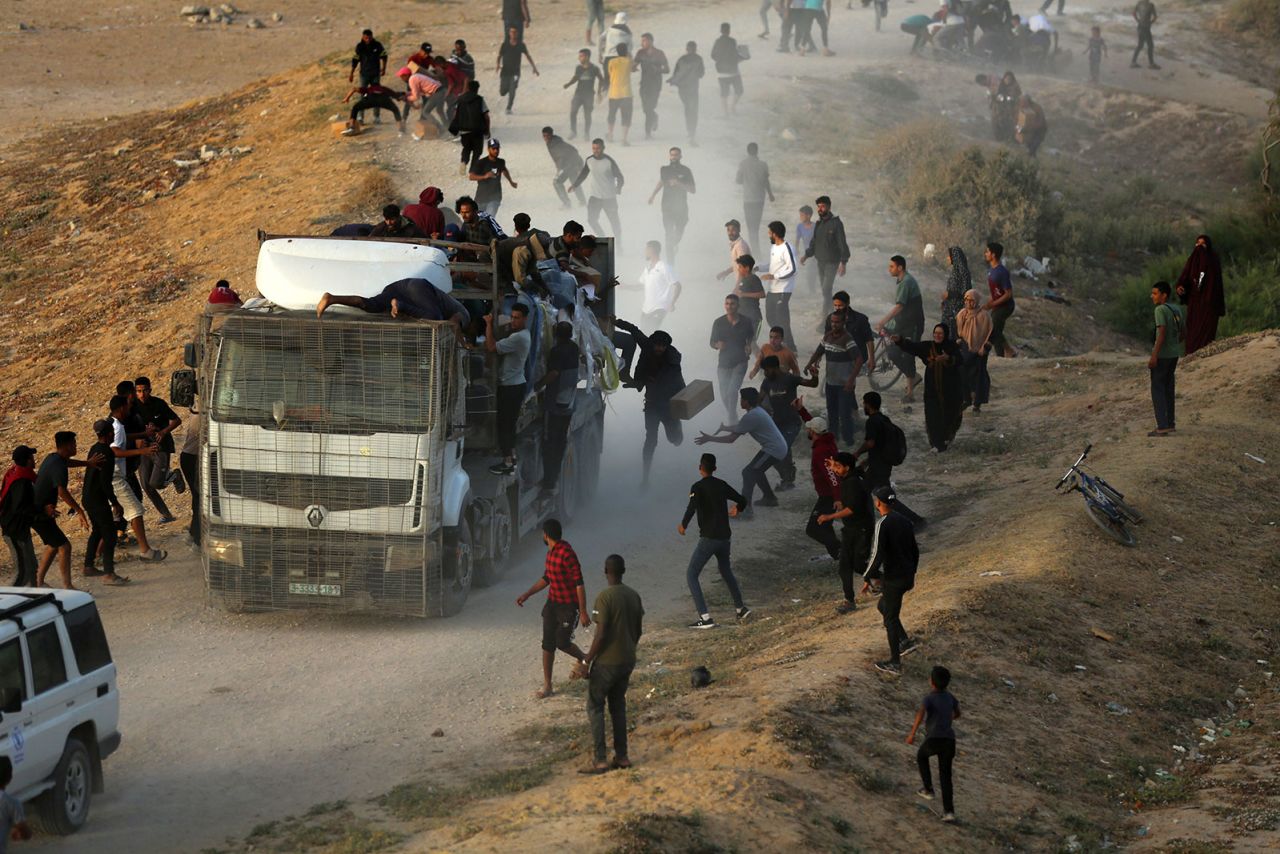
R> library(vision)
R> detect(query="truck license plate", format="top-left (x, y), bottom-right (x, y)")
top-left (288, 583), bottom-right (342, 597)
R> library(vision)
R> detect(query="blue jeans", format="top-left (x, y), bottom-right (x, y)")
top-left (687, 537), bottom-right (745, 616)
top-left (742, 450), bottom-right (781, 506)
top-left (825, 383), bottom-right (856, 445)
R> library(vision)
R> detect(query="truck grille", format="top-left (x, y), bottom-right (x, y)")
top-left (219, 470), bottom-right (414, 512)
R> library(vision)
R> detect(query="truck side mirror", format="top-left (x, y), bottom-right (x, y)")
top-left (184, 343), bottom-right (197, 368)
top-left (170, 370), bottom-right (197, 408)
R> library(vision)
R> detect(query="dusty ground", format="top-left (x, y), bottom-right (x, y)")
top-left (2, 0), bottom-right (1276, 851)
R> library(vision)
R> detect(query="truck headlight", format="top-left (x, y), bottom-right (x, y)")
top-left (208, 537), bottom-right (244, 567)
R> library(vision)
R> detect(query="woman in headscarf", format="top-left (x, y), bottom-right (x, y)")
top-left (1175, 234), bottom-right (1226, 354)
top-left (955, 289), bottom-right (993, 413)
top-left (891, 324), bottom-right (964, 452)
top-left (940, 246), bottom-right (971, 338)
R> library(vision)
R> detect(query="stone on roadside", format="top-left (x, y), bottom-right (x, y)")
top-left (246, 18), bottom-right (264, 29)
top-left (180, 5), bottom-right (211, 16)
top-left (218, 2), bottom-right (238, 13)
top-left (271, 12), bottom-right (283, 22)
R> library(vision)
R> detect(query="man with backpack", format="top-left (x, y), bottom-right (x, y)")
top-left (1147, 280), bottom-right (1185, 437)
top-left (854, 391), bottom-right (926, 527)
top-left (449, 80), bottom-right (491, 173)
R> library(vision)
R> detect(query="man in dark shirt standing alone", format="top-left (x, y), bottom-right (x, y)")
top-left (863, 486), bottom-right (920, 674)
top-left (647, 147), bottom-right (696, 265)
top-left (1130, 0), bottom-right (1160, 69)
top-left (612, 318), bottom-right (685, 489)
top-left (710, 23), bottom-right (743, 116)
top-left (579, 553), bottom-right (644, 774)
top-left (678, 453), bottom-right (751, 629)
top-left (349, 29), bottom-right (389, 124)
top-left (517, 519), bottom-right (590, 699)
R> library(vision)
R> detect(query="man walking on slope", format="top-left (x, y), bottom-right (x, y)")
top-left (801, 195), bottom-right (850, 306)
top-left (517, 519), bottom-right (590, 699)
top-left (678, 453), bottom-right (752, 629)
top-left (863, 486), bottom-right (921, 675)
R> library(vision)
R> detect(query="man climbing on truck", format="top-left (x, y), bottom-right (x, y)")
top-left (316, 278), bottom-right (471, 343)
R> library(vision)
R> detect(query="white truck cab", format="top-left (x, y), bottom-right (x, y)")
top-left (0, 588), bottom-right (121, 835)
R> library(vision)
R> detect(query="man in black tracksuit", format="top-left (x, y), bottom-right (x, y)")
top-left (801, 195), bottom-right (851, 306)
top-left (863, 485), bottom-right (919, 674)
top-left (817, 452), bottom-right (874, 615)
top-left (613, 318), bottom-right (685, 488)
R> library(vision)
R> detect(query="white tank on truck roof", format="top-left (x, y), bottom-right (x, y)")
top-left (255, 237), bottom-right (453, 310)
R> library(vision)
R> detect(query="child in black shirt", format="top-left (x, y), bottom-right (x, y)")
top-left (907, 664), bottom-right (960, 822)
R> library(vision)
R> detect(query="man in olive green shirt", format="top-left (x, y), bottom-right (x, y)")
top-left (1147, 280), bottom-right (1185, 437)
top-left (580, 554), bottom-right (644, 774)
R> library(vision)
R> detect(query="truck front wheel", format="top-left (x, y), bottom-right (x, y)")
top-left (439, 515), bottom-right (474, 617)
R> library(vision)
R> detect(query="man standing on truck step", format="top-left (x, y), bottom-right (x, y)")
top-left (611, 317), bottom-right (685, 489)
top-left (578, 553), bottom-right (644, 773)
top-left (485, 303), bottom-right (532, 476)
top-left (678, 452), bottom-right (751, 629)
top-left (537, 322), bottom-right (580, 497)
top-left (517, 519), bottom-right (590, 700)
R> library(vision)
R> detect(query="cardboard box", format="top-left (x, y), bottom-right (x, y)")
top-left (669, 380), bottom-right (714, 421)
top-left (412, 120), bottom-right (441, 141)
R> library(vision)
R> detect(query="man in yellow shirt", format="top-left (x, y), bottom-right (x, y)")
top-left (606, 43), bottom-right (635, 145)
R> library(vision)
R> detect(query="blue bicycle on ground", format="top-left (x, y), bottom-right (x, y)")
top-left (1055, 444), bottom-right (1143, 546)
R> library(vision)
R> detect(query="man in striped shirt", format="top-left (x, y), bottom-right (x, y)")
top-left (760, 220), bottom-right (798, 351)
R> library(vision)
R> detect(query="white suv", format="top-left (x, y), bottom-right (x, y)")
top-left (0, 588), bottom-right (121, 835)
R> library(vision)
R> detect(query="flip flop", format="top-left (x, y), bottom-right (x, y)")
top-left (138, 549), bottom-right (167, 561)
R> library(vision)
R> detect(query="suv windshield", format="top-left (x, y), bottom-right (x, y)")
top-left (211, 318), bottom-right (439, 434)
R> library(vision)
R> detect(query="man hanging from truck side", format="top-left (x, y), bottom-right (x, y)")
top-left (485, 303), bottom-right (532, 476)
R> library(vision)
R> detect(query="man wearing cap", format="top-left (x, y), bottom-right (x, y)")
top-left (802, 415), bottom-right (841, 563)
top-left (715, 220), bottom-right (753, 284)
top-left (568, 139), bottom-right (625, 242)
top-left (1, 446), bottom-right (40, 587)
top-left (469, 139), bottom-right (518, 218)
top-left (863, 485), bottom-right (920, 674)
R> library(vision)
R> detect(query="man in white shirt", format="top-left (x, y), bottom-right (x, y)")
top-left (568, 137), bottom-right (625, 242)
top-left (759, 220), bottom-right (797, 351)
top-left (714, 219), bottom-right (752, 285)
top-left (638, 240), bottom-right (682, 327)
top-left (107, 394), bottom-right (166, 561)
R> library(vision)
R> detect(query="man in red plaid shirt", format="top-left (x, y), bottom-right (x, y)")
top-left (517, 518), bottom-right (590, 699)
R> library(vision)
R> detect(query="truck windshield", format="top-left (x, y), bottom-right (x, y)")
top-left (211, 319), bottom-right (437, 433)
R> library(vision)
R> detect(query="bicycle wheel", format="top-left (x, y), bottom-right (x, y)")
top-left (1095, 481), bottom-right (1144, 524)
top-left (869, 339), bottom-right (903, 391)
top-left (1084, 502), bottom-right (1135, 546)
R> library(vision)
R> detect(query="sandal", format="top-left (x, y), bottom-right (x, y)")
top-left (102, 574), bottom-right (132, 586)
top-left (138, 549), bottom-right (168, 561)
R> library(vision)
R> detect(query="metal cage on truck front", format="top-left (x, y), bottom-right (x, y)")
top-left (196, 309), bottom-right (459, 617)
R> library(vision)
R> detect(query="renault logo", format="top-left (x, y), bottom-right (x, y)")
top-left (306, 505), bottom-right (326, 528)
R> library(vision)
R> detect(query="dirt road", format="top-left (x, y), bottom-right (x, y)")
top-left (13, 0), bottom-right (1273, 851)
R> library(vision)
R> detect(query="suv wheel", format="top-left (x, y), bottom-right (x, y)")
top-left (34, 737), bottom-right (92, 835)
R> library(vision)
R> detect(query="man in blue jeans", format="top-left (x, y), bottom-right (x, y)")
top-left (678, 453), bottom-right (751, 629)
top-left (695, 387), bottom-right (789, 515)
top-left (806, 309), bottom-right (862, 445)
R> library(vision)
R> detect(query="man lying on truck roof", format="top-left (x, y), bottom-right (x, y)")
top-left (316, 278), bottom-right (471, 342)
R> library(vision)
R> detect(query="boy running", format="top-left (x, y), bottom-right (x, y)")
top-left (907, 665), bottom-right (961, 823)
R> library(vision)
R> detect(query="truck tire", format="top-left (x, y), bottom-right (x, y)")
top-left (440, 515), bottom-right (474, 617)
top-left (474, 495), bottom-right (514, 588)
top-left (33, 737), bottom-right (92, 835)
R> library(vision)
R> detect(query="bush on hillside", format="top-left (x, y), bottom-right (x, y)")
top-left (863, 120), bottom-right (1057, 259)
top-left (1220, 0), bottom-right (1280, 39)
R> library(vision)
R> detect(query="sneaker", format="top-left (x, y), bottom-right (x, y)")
top-left (688, 617), bottom-right (718, 629)
top-left (735, 606), bottom-right (752, 621)
top-left (775, 482), bottom-right (796, 493)
top-left (168, 470), bottom-right (186, 494)
top-left (874, 660), bottom-right (902, 675)
top-left (917, 788), bottom-right (935, 801)
top-left (899, 637), bottom-right (921, 657)
top-left (756, 496), bottom-right (779, 508)
top-left (488, 461), bottom-right (515, 475)
top-left (942, 813), bottom-right (957, 824)
top-left (157, 515), bottom-right (176, 524)
top-left (808, 554), bottom-right (834, 563)
top-left (341, 127), bottom-right (357, 136)
top-left (835, 600), bottom-right (856, 615)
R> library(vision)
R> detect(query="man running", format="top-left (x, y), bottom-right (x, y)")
top-left (715, 219), bottom-right (752, 284)
top-left (801, 195), bottom-right (850, 306)
top-left (605, 44), bottom-right (636, 144)
top-left (863, 485), bottom-right (920, 675)
top-left (802, 415), bottom-right (841, 563)
top-left (516, 519), bottom-right (590, 699)
top-left (647, 147), bottom-right (696, 264)
top-left (469, 138), bottom-right (517, 219)
top-left (564, 49), bottom-right (605, 139)
top-left (668, 41), bottom-right (705, 144)
top-left (543, 127), bottom-right (586, 208)
top-left (32, 431), bottom-right (104, 587)
top-left (496, 27), bottom-right (539, 115)
top-left (678, 453), bottom-right (751, 629)
top-left (710, 22), bottom-right (744, 115)
top-left (612, 318), bottom-right (685, 487)
top-left (449, 80), bottom-right (490, 173)
top-left (569, 139), bottom-right (625, 242)
top-left (636, 240), bottom-right (682, 327)
top-left (695, 387), bottom-right (789, 517)
top-left (633, 32), bottom-right (670, 140)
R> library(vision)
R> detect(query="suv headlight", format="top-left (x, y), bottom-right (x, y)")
top-left (208, 537), bottom-right (244, 567)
